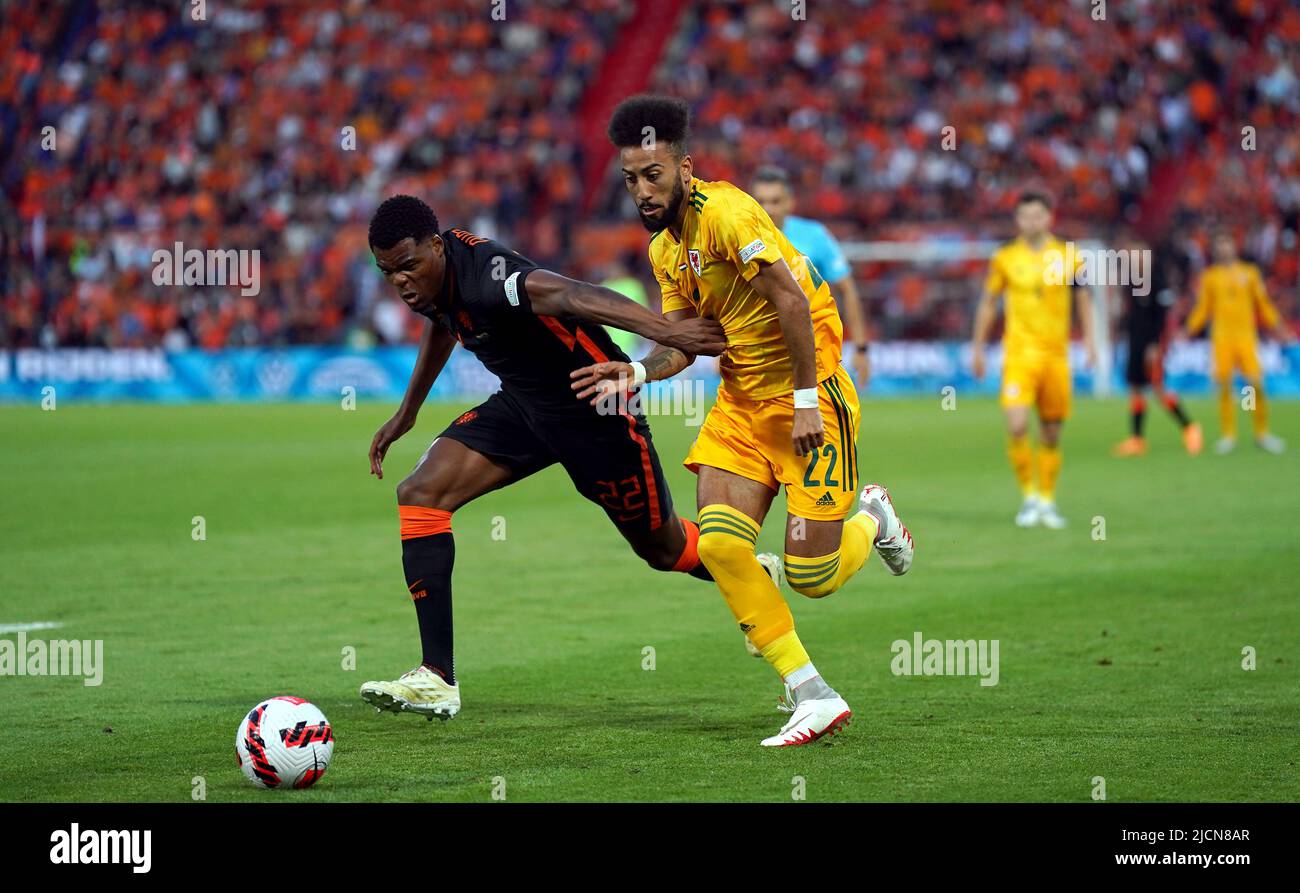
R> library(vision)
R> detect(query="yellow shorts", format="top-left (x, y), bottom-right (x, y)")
top-left (1212, 339), bottom-right (1261, 381)
top-left (685, 365), bottom-right (860, 521)
top-left (1000, 352), bottom-right (1071, 421)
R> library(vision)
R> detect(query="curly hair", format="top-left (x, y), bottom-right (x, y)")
top-left (368, 195), bottom-right (441, 250)
top-left (606, 94), bottom-right (690, 157)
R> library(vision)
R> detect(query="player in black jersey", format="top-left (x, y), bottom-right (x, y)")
top-left (1113, 237), bottom-right (1202, 457)
top-left (358, 195), bottom-right (727, 720)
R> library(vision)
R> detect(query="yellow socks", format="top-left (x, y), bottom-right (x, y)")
top-left (697, 504), bottom-right (806, 674)
top-left (758, 631), bottom-right (813, 678)
top-left (1219, 381), bottom-right (1237, 439)
top-left (1008, 434), bottom-right (1036, 497)
top-left (1037, 444), bottom-right (1062, 503)
top-left (784, 513), bottom-right (877, 599)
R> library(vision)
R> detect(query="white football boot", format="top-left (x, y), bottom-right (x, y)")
top-left (760, 693), bottom-right (852, 747)
top-left (858, 483), bottom-right (914, 575)
top-left (1038, 501), bottom-right (1067, 530)
top-left (360, 665), bottom-right (460, 720)
top-left (744, 553), bottom-right (784, 658)
top-left (1214, 436), bottom-right (1237, 455)
top-left (1014, 495), bottom-right (1041, 528)
top-left (1256, 433), bottom-right (1286, 454)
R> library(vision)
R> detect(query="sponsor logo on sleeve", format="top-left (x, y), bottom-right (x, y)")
top-left (739, 239), bottom-right (766, 264)
top-left (504, 271), bottom-right (521, 306)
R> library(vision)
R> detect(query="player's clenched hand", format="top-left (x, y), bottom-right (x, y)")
top-left (570, 361), bottom-right (634, 405)
top-left (662, 317), bottom-right (727, 357)
top-left (369, 412), bottom-right (415, 479)
top-left (971, 347), bottom-right (987, 381)
top-left (792, 406), bottom-right (824, 457)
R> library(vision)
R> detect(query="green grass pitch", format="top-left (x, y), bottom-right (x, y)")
top-left (1, 395), bottom-right (1296, 802)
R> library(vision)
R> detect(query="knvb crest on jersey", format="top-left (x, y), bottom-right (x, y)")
top-left (688, 248), bottom-right (702, 276)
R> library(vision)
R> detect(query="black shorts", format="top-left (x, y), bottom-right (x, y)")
top-left (1125, 336), bottom-right (1165, 387)
top-left (436, 389), bottom-right (675, 535)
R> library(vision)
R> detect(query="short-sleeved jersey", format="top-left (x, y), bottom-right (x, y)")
top-left (1187, 261), bottom-right (1279, 344)
top-left (983, 236), bottom-right (1078, 358)
top-left (648, 178), bottom-right (843, 401)
top-left (783, 215), bottom-right (852, 284)
top-left (418, 228), bottom-right (629, 412)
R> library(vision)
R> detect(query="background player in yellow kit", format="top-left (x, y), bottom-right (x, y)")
top-left (1185, 230), bottom-right (1295, 454)
top-left (573, 95), bottom-right (914, 747)
top-left (971, 191), bottom-right (1096, 529)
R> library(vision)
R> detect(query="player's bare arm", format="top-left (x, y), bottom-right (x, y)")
top-left (525, 268), bottom-right (725, 357)
top-left (748, 257), bottom-right (823, 457)
top-left (570, 308), bottom-right (699, 405)
top-left (970, 286), bottom-right (1000, 380)
top-left (835, 274), bottom-right (870, 387)
top-left (369, 318), bottom-right (457, 479)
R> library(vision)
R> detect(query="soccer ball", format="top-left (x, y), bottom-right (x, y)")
top-left (235, 696), bottom-right (334, 790)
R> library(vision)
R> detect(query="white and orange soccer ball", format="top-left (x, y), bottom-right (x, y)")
top-left (235, 696), bottom-right (334, 790)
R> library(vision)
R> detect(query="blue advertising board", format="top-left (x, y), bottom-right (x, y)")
top-left (0, 342), bottom-right (1296, 404)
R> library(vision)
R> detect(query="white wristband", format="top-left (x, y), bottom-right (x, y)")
top-left (793, 387), bottom-right (819, 409)
top-left (629, 361), bottom-right (647, 387)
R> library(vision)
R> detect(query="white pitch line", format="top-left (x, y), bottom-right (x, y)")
top-left (0, 621), bottom-right (64, 634)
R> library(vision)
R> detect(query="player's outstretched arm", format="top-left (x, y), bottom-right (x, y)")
top-left (525, 269), bottom-right (726, 357)
top-left (749, 258), bottom-right (824, 457)
top-left (570, 309), bottom-right (698, 405)
top-left (369, 318), bottom-right (457, 479)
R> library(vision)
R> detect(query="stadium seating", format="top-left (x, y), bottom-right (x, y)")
top-left (2, 0), bottom-right (1295, 348)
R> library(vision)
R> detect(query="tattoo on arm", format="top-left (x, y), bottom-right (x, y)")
top-left (640, 344), bottom-right (690, 381)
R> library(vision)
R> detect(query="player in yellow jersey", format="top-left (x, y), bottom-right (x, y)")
top-left (572, 95), bottom-right (914, 747)
top-left (1184, 230), bottom-right (1295, 454)
top-left (971, 191), bottom-right (1096, 529)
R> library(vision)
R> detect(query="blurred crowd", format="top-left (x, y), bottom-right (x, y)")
top-left (1, 0), bottom-right (623, 349)
top-left (639, 0), bottom-right (1300, 338)
top-left (2, 0), bottom-right (1297, 349)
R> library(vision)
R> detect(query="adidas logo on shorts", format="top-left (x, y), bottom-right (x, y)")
top-left (815, 491), bottom-right (837, 507)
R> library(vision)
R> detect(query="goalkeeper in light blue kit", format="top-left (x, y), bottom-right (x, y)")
top-left (751, 166), bottom-right (871, 388)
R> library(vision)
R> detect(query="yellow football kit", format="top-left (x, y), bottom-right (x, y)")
top-left (648, 177), bottom-right (856, 520)
top-left (983, 235), bottom-right (1080, 502)
top-left (1187, 260), bottom-right (1281, 439)
top-left (647, 178), bottom-right (877, 688)
top-left (1187, 261), bottom-right (1278, 382)
top-left (984, 236), bottom-right (1077, 422)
